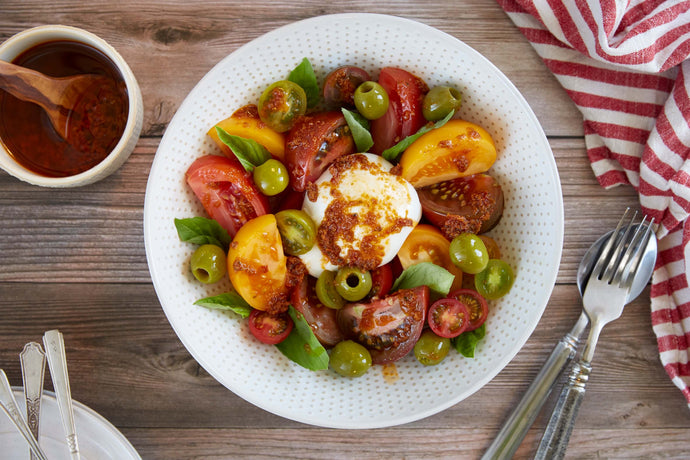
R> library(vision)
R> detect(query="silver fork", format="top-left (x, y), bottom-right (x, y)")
top-left (535, 210), bottom-right (656, 459)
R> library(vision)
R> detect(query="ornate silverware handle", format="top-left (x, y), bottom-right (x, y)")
top-left (20, 342), bottom-right (46, 460)
top-left (0, 369), bottom-right (49, 460)
top-left (44, 329), bottom-right (81, 460)
top-left (481, 312), bottom-right (587, 460)
top-left (534, 360), bottom-right (592, 460)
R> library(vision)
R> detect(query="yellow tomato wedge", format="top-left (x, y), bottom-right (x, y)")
top-left (227, 214), bottom-right (287, 311)
top-left (397, 224), bottom-right (464, 291)
top-left (399, 120), bottom-right (497, 188)
top-left (208, 104), bottom-right (286, 161)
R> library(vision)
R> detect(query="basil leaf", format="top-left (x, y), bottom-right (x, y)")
top-left (289, 57), bottom-right (320, 108)
top-left (194, 292), bottom-right (252, 318)
top-left (391, 262), bottom-right (454, 296)
top-left (451, 324), bottom-right (486, 358)
top-left (215, 127), bottom-right (271, 172)
top-left (382, 110), bottom-right (455, 162)
top-left (342, 108), bottom-right (373, 152)
top-left (174, 217), bottom-right (232, 250)
top-left (275, 305), bottom-right (329, 371)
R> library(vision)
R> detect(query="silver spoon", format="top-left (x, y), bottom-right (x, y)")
top-left (481, 217), bottom-right (656, 460)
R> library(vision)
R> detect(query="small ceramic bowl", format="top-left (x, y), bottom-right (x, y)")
top-left (0, 25), bottom-right (143, 187)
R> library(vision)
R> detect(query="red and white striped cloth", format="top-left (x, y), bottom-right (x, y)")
top-left (497, 0), bottom-right (690, 406)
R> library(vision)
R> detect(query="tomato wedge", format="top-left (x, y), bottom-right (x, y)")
top-left (284, 111), bottom-right (355, 191)
top-left (227, 214), bottom-right (288, 312)
top-left (370, 67), bottom-right (428, 154)
top-left (290, 276), bottom-right (346, 347)
top-left (248, 309), bottom-right (293, 345)
top-left (186, 155), bottom-right (269, 237)
top-left (337, 286), bottom-right (429, 364)
top-left (427, 298), bottom-right (470, 338)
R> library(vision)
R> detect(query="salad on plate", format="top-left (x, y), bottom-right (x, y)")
top-left (174, 58), bottom-right (514, 378)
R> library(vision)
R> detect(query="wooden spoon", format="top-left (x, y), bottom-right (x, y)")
top-left (0, 59), bottom-right (112, 140)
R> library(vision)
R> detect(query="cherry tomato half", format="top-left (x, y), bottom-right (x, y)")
top-left (475, 259), bottom-right (515, 300)
top-left (448, 288), bottom-right (489, 331)
top-left (258, 80), bottom-right (307, 132)
top-left (323, 66), bottom-right (371, 108)
top-left (427, 298), bottom-right (471, 338)
top-left (186, 155), bottom-right (269, 237)
top-left (370, 67), bottom-right (428, 154)
top-left (418, 174), bottom-right (504, 238)
top-left (368, 263), bottom-right (393, 299)
top-left (248, 309), bottom-right (293, 345)
top-left (285, 111), bottom-right (355, 192)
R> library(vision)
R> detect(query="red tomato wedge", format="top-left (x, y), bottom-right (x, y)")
top-left (370, 67), bottom-right (428, 154)
top-left (186, 155), bottom-right (269, 237)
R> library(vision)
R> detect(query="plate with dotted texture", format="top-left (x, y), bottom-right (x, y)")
top-left (144, 13), bottom-right (563, 428)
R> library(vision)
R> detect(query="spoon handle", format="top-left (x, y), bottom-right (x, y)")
top-left (0, 60), bottom-right (63, 110)
top-left (481, 312), bottom-right (587, 460)
top-left (44, 329), bottom-right (81, 460)
top-left (20, 342), bottom-right (46, 460)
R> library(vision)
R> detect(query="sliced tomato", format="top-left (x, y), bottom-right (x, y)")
top-left (428, 298), bottom-right (470, 338)
top-left (337, 286), bottom-right (429, 364)
top-left (419, 174), bottom-right (504, 237)
top-left (397, 224), bottom-right (464, 291)
top-left (448, 288), bottom-right (489, 331)
top-left (248, 309), bottom-right (293, 344)
top-left (186, 155), bottom-right (269, 237)
top-left (284, 111), bottom-right (355, 191)
top-left (368, 264), bottom-right (393, 299)
top-left (370, 67), bottom-right (428, 154)
top-left (290, 276), bottom-right (346, 347)
top-left (227, 214), bottom-right (288, 312)
top-left (399, 120), bottom-right (497, 188)
top-left (323, 66), bottom-right (371, 108)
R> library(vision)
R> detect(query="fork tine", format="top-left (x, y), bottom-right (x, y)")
top-left (616, 217), bottom-right (655, 287)
top-left (601, 210), bottom-right (637, 282)
top-left (590, 208), bottom-right (634, 282)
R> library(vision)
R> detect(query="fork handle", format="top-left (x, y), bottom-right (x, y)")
top-left (481, 320), bottom-right (584, 460)
top-left (534, 360), bottom-right (592, 460)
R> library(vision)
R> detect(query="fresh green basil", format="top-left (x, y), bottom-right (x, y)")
top-left (275, 305), bottom-right (329, 371)
top-left (342, 108), bottom-right (374, 152)
top-left (194, 292), bottom-right (252, 318)
top-left (451, 324), bottom-right (486, 358)
top-left (174, 217), bottom-right (232, 250)
top-left (214, 127), bottom-right (271, 173)
top-left (391, 262), bottom-right (454, 296)
top-left (289, 57), bottom-right (320, 108)
top-left (382, 110), bottom-right (455, 162)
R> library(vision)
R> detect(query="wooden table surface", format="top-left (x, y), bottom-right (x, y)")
top-left (2, 1), bottom-right (689, 458)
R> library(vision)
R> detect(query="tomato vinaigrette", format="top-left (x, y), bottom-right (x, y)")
top-left (175, 58), bottom-right (514, 377)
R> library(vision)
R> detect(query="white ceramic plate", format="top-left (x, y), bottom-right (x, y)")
top-left (144, 13), bottom-right (563, 429)
top-left (1, 389), bottom-right (140, 459)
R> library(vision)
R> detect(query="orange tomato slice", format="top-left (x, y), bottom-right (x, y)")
top-left (227, 214), bottom-right (287, 311)
top-left (397, 224), bottom-right (464, 291)
top-left (399, 120), bottom-right (497, 188)
top-left (208, 104), bottom-right (286, 161)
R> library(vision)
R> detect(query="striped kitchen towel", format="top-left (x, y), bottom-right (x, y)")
top-left (496, 0), bottom-right (690, 406)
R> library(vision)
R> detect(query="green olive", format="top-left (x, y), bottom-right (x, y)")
top-left (190, 244), bottom-right (227, 284)
top-left (414, 330), bottom-right (451, 366)
top-left (449, 233), bottom-right (489, 274)
top-left (335, 267), bottom-right (373, 302)
top-left (275, 209), bottom-right (316, 255)
top-left (316, 270), bottom-right (346, 309)
top-left (253, 158), bottom-right (289, 196)
top-left (354, 81), bottom-right (389, 120)
top-left (423, 85), bottom-right (462, 121)
top-left (258, 80), bottom-right (307, 132)
top-left (329, 340), bottom-right (372, 377)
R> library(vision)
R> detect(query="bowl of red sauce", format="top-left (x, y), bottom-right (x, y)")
top-left (0, 25), bottom-right (143, 187)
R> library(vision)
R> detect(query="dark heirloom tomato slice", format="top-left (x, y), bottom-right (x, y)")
top-left (427, 298), bottom-right (471, 338)
top-left (448, 289), bottom-right (489, 331)
top-left (337, 286), bottom-right (429, 364)
top-left (370, 67), bottom-right (428, 154)
top-left (323, 66), bottom-right (371, 108)
top-left (418, 173), bottom-right (504, 237)
top-left (285, 111), bottom-right (356, 192)
top-left (186, 155), bottom-right (270, 237)
top-left (290, 276), bottom-right (346, 347)
top-left (248, 309), bottom-right (293, 345)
